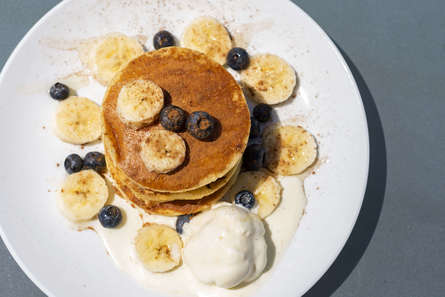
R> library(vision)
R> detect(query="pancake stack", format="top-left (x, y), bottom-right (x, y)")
top-left (102, 47), bottom-right (250, 216)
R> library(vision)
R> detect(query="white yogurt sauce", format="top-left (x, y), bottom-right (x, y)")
top-left (182, 204), bottom-right (267, 289)
top-left (75, 175), bottom-right (307, 297)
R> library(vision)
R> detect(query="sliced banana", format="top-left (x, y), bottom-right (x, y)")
top-left (182, 16), bottom-right (232, 65)
top-left (227, 170), bottom-right (282, 218)
top-left (58, 170), bottom-right (108, 222)
top-left (241, 54), bottom-right (296, 104)
top-left (140, 130), bottom-right (186, 174)
top-left (90, 33), bottom-right (144, 85)
top-left (117, 79), bottom-right (164, 129)
top-left (263, 125), bottom-right (317, 175)
top-left (55, 96), bottom-right (102, 145)
top-left (135, 223), bottom-right (183, 273)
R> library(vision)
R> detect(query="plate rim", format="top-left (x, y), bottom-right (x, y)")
top-left (0, 0), bottom-right (370, 296)
top-left (288, 0), bottom-right (370, 295)
top-left (0, 3), bottom-right (71, 297)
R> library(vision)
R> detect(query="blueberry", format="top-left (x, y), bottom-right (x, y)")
top-left (64, 154), bottom-right (84, 174)
top-left (187, 111), bottom-right (218, 140)
top-left (243, 144), bottom-right (265, 171)
top-left (249, 117), bottom-right (261, 139)
top-left (235, 190), bottom-right (256, 209)
top-left (226, 47), bottom-right (250, 70)
top-left (153, 30), bottom-right (175, 50)
top-left (253, 104), bottom-right (271, 123)
top-left (176, 214), bottom-right (191, 234)
top-left (98, 205), bottom-right (122, 228)
top-left (83, 152), bottom-right (106, 173)
top-left (160, 105), bottom-right (187, 132)
top-left (49, 82), bottom-right (70, 100)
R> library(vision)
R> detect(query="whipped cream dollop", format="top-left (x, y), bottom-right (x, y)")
top-left (182, 204), bottom-right (267, 288)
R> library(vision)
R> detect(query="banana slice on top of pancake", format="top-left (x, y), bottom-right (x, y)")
top-left (263, 124), bottom-right (318, 175)
top-left (58, 170), bottom-right (108, 222)
top-left (117, 79), bottom-right (164, 129)
top-left (90, 33), bottom-right (144, 85)
top-left (227, 170), bottom-right (282, 218)
top-left (182, 16), bottom-right (232, 65)
top-left (135, 223), bottom-right (183, 272)
top-left (55, 96), bottom-right (102, 144)
top-left (140, 130), bottom-right (186, 174)
top-left (241, 54), bottom-right (296, 104)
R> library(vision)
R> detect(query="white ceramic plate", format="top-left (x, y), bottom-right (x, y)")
top-left (0, 0), bottom-right (369, 296)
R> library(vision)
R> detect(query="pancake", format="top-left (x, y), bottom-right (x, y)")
top-left (105, 143), bottom-right (239, 202)
top-left (102, 47), bottom-right (250, 193)
top-left (113, 160), bottom-right (240, 216)
top-left (109, 157), bottom-right (239, 202)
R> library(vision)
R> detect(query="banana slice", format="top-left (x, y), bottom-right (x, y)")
top-left (55, 96), bottom-right (102, 144)
top-left (227, 170), bottom-right (282, 218)
top-left (263, 125), bottom-right (317, 175)
top-left (58, 170), bottom-right (108, 222)
top-left (241, 54), bottom-right (296, 104)
top-left (117, 79), bottom-right (164, 129)
top-left (91, 33), bottom-right (144, 85)
top-left (140, 130), bottom-right (186, 173)
top-left (182, 16), bottom-right (232, 65)
top-left (135, 223), bottom-right (183, 272)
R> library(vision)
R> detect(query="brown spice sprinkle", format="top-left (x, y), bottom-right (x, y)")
top-left (102, 47), bottom-right (250, 192)
top-left (154, 245), bottom-right (171, 260)
top-left (168, 109), bottom-right (180, 120)
top-left (256, 80), bottom-right (269, 91)
top-left (56, 163), bottom-right (60, 167)
top-left (87, 226), bottom-right (96, 232)
top-left (198, 118), bottom-right (211, 130)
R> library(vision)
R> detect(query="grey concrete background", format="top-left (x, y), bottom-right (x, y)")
top-left (0, 0), bottom-right (444, 296)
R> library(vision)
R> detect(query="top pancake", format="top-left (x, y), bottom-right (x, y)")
top-left (102, 47), bottom-right (250, 192)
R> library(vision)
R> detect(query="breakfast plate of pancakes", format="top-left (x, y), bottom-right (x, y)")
top-left (0, 1), bottom-right (369, 297)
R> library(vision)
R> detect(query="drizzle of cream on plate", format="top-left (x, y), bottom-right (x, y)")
top-left (74, 175), bottom-right (307, 297)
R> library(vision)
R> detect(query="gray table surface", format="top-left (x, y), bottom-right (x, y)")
top-left (1, 0), bottom-right (444, 296)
